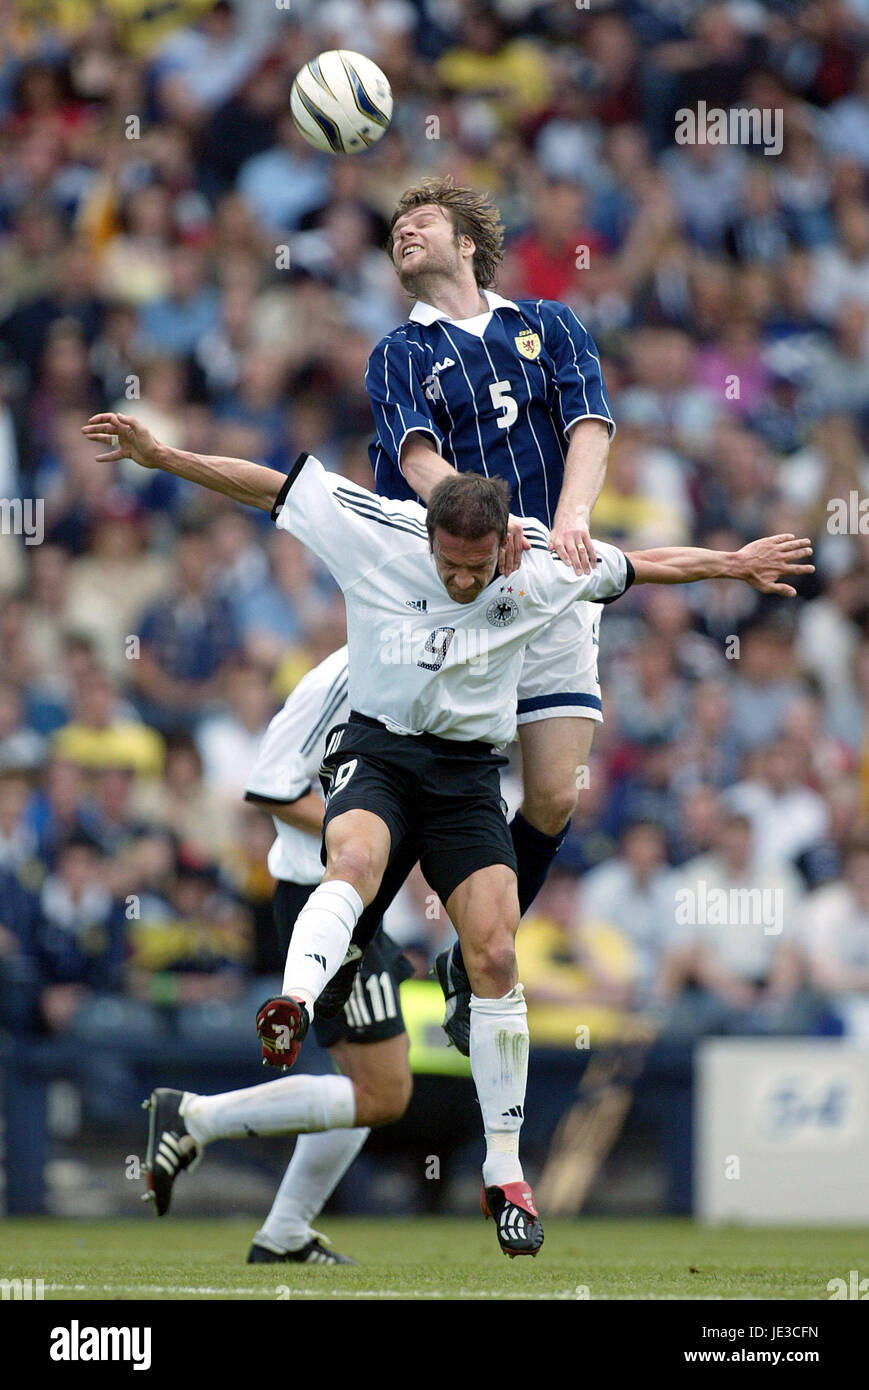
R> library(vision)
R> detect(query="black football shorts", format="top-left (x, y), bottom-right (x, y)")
top-left (319, 712), bottom-right (518, 910)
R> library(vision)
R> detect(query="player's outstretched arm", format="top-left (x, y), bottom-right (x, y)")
top-left (82, 412), bottom-right (286, 512)
top-left (626, 535), bottom-right (814, 596)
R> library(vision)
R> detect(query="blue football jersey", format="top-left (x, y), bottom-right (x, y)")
top-left (366, 291), bottom-right (615, 527)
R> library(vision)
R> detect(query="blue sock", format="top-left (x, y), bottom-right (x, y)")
top-left (451, 813), bottom-right (570, 974)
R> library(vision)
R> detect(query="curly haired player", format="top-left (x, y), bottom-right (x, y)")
top-left (367, 177), bottom-right (616, 1051)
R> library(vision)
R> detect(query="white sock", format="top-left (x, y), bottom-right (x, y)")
top-left (469, 985), bottom-right (529, 1188)
top-left (181, 1074), bottom-right (356, 1145)
top-left (254, 1127), bottom-right (369, 1254)
top-left (282, 880), bottom-right (363, 1010)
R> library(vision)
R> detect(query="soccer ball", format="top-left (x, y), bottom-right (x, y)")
top-left (290, 50), bottom-right (393, 155)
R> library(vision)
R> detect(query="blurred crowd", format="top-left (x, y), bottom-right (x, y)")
top-left (1, 0), bottom-right (869, 1080)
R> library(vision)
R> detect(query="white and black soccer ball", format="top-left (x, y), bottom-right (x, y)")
top-left (290, 50), bottom-right (392, 155)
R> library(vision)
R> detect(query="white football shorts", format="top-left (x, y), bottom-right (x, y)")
top-left (516, 600), bottom-right (603, 726)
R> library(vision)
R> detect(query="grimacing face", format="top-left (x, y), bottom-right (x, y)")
top-left (391, 203), bottom-right (474, 288)
top-left (431, 527), bottom-right (501, 604)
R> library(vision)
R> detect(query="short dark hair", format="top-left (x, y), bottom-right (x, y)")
top-left (426, 472), bottom-right (510, 546)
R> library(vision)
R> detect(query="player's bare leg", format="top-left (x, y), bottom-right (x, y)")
top-left (329, 1032), bottom-right (413, 1126)
top-left (445, 864), bottom-right (543, 1256)
top-left (518, 714), bottom-right (595, 841)
top-left (258, 810), bottom-right (392, 1066)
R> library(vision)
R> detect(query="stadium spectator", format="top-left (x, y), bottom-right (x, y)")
top-left (237, 111), bottom-right (330, 234)
top-left (138, 245), bottom-right (220, 358)
top-left (125, 846), bottom-right (254, 1030)
top-left (803, 841), bottom-right (869, 1038)
top-left (0, 680), bottom-right (47, 773)
top-left (130, 732), bottom-right (238, 861)
top-left (516, 868), bottom-right (638, 1046)
top-left (312, 0), bottom-right (417, 66)
top-left (511, 181), bottom-right (608, 301)
top-left (823, 52), bottom-right (869, 167)
top-left (34, 833), bottom-right (126, 1031)
top-left (436, 7), bottom-right (552, 123)
top-left (52, 667), bottom-right (164, 779)
top-left (808, 197), bottom-right (869, 323)
top-left (666, 812), bottom-right (815, 1038)
top-left (64, 496), bottom-right (167, 676)
top-left (0, 767), bottom-right (41, 875)
top-left (0, 862), bottom-right (42, 1033)
top-left (580, 820), bottom-right (680, 1009)
top-left (725, 623), bottom-right (807, 752)
top-left (152, 0), bottom-right (270, 127)
top-left (195, 664), bottom-right (275, 799)
top-left (725, 736), bottom-right (832, 879)
top-left (130, 521), bottom-right (242, 734)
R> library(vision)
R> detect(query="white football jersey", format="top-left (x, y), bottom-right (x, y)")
top-left (273, 454), bottom-right (633, 745)
top-left (245, 647), bottom-right (349, 883)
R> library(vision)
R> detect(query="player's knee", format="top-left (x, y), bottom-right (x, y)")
top-left (357, 1070), bottom-right (412, 1127)
top-left (521, 784), bottom-right (577, 836)
top-left (326, 839), bottom-right (382, 896)
top-left (469, 933), bottom-right (517, 992)
top-left (381, 1068), bottom-right (413, 1124)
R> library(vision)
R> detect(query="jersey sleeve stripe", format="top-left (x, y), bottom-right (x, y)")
top-left (243, 785), bottom-right (313, 807)
top-left (564, 413), bottom-right (617, 438)
top-left (396, 425), bottom-right (443, 477)
top-left (598, 554), bottom-right (635, 604)
top-left (517, 692), bottom-right (602, 714)
top-left (335, 497), bottom-right (429, 541)
top-left (270, 452), bottom-right (311, 520)
top-left (333, 488), bottom-right (429, 538)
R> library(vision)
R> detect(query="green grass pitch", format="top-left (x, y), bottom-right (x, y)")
top-left (3, 1218), bottom-right (865, 1300)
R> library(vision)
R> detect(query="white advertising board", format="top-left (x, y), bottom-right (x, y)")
top-left (696, 1039), bottom-right (869, 1224)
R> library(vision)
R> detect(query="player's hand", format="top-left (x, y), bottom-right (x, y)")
top-left (81, 412), bottom-right (162, 470)
top-left (499, 515), bottom-right (531, 577)
top-left (549, 506), bottom-right (596, 575)
top-left (734, 535), bottom-right (814, 596)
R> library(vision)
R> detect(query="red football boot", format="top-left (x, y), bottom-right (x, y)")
top-left (256, 995), bottom-right (310, 1069)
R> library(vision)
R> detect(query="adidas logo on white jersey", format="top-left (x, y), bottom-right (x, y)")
top-left (405, 598), bottom-right (428, 612)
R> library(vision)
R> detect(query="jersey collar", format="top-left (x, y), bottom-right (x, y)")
top-left (408, 289), bottom-right (519, 326)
